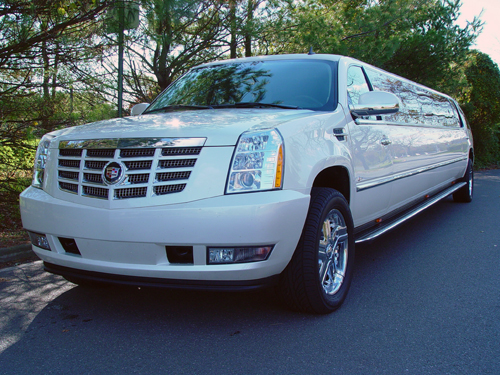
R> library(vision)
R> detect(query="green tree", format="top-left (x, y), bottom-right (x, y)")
top-left (120, 0), bottom-right (227, 104)
top-left (0, 0), bottom-right (114, 229)
top-left (266, 0), bottom-right (480, 91)
top-left (459, 51), bottom-right (500, 166)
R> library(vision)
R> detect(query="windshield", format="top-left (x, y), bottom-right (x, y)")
top-left (146, 59), bottom-right (338, 112)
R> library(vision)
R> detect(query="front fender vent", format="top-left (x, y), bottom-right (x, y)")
top-left (333, 128), bottom-right (348, 142)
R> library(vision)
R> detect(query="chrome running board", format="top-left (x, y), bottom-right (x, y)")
top-left (355, 182), bottom-right (467, 244)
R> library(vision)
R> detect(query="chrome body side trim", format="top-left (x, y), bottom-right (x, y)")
top-left (355, 119), bottom-right (458, 128)
top-left (356, 156), bottom-right (467, 192)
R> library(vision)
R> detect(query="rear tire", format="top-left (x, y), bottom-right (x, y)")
top-left (278, 188), bottom-right (355, 314)
top-left (453, 159), bottom-right (473, 203)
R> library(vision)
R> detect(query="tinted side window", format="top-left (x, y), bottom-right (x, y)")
top-left (365, 68), bottom-right (460, 127)
top-left (347, 66), bottom-right (370, 106)
top-left (450, 100), bottom-right (466, 128)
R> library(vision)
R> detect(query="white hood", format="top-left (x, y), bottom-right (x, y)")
top-left (52, 108), bottom-right (317, 146)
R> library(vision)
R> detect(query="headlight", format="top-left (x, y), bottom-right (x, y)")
top-left (32, 134), bottom-right (54, 189)
top-left (226, 129), bottom-right (284, 194)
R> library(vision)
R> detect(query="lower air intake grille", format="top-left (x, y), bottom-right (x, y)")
top-left (59, 237), bottom-right (81, 255)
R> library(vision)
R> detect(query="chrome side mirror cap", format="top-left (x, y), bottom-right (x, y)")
top-left (350, 91), bottom-right (400, 118)
top-left (130, 103), bottom-right (150, 116)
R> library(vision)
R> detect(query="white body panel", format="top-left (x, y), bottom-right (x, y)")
top-left (20, 187), bottom-right (309, 281)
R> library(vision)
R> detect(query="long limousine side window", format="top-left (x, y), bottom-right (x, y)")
top-left (365, 68), bottom-right (460, 128)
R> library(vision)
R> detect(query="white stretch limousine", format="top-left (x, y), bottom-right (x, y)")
top-left (20, 54), bottom-right (473, 313)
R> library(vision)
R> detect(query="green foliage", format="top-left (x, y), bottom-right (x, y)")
top-left (123, 0), bottom-right (227, 100)
top-left (0, 141), bottom-right (35, 230)
top-left (459, 52), bottom-right (500, 167)
top-left (0, 0), bottom-right (115, 230)
top-left (268, 0), bottom-right (480, 90)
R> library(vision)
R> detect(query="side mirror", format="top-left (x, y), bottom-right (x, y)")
top-left (130, 103), bottom-right (150, 116)
top-left (350, 91), bottom-right (400, 118)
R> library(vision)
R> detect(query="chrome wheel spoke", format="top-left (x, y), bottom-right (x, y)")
top-left (318, 209), bottom-right (349, 296)
top-left (331, 226), bottom-right (348, 253)
top-left (320, 259), bottom-right (332, 285)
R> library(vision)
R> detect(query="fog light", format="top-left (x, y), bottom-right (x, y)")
top-left (28, 231), bottom-right (51, 250)
top-left (208, 246), bottom-right (273, 264)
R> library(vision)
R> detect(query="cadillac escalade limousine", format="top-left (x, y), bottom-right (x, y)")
top-left (20, 54), bottom-right (473, 313)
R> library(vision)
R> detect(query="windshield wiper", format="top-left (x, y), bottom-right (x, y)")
top-left (145, 104), bottom-right (213, 114)
top-left (213, 102), bottom-right (300, 110)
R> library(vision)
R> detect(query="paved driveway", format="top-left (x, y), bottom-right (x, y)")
top-left (1, 170), bottom-right (499, 374)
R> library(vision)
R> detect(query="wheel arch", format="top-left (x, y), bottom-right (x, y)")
top-left (312, 166), bottom-right (351, 204)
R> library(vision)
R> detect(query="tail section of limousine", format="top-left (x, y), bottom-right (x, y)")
top-left (20, 53), bottom-right (473, 313)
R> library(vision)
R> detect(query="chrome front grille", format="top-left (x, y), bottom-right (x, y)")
top-left (115, 187), bottom-right (147, 199)
top-left (154, 184), bottom-right (186, 195)
top-left (83, 173), bottom-right (102, 183)
top-left (124, 160), bottom-right (152, 170)
top-left (83, 185), bottom-right (108, 199)
top-left (85, 160), bottom-right (107, 170)
top-left (59, 159), bottom-right (80, 168)
top-left (60, 181), bottom-right (78, 193)
top-left (120, 148), bottom-right (155, 157)
top-left (57, 137), bottom-right (205, 200)
top-left (158, 159), bottom-right (196, 168)
top-left (87, 149), bottom-right (115, 158)
top-left (162, 147), bottom-right (202, 156)
top-left (59, 170), bottom-right (79, 180)
top-left (156, 171), bottom-right (191, 182)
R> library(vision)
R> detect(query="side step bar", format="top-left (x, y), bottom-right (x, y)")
top-left (355, 182), bottom-right (467, 244)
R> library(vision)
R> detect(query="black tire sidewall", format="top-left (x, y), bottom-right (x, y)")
top-left (453, 159), bottom-right (473, 203)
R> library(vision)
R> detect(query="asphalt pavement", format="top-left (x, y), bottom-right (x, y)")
top-left (1, 169), bottom-right (499, 374)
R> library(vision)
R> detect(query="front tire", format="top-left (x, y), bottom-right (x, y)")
top-left (278, 188), bottom-right (355, 314)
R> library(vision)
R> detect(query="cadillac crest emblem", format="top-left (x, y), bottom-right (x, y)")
top-left (102, 161), bottom-right (124, 185)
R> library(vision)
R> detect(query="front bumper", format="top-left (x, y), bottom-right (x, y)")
top-left (20, 187), bottom-right (309, 284)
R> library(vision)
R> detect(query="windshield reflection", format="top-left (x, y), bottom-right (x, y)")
top-left (146, 60), bottom-right (337, 112)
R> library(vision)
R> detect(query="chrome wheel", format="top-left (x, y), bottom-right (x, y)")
top-left (468, 165), bottom-right (473, 197)
top-left (318, 209), bottom-right (348, 295)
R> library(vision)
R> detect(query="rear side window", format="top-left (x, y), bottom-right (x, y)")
top-left (365, 68), bottom-right (460, 128)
